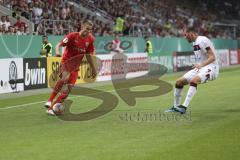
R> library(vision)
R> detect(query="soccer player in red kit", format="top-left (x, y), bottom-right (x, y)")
top-left (45, 20), bottom-right (96, 115)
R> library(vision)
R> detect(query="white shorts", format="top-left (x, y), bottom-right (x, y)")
top-left (183, 64), bottom-right (219, 83)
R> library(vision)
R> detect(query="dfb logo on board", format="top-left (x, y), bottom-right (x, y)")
top-left (9, 61), bottom-right (18, 90)
top-left (23, 58), bottom-right (47, 90)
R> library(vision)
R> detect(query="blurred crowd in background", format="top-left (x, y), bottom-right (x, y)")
top-left (0, 0), bottom-right (239, 39)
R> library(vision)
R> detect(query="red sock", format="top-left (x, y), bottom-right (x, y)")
top-left (49, 92), bottom-right (68, 110)
top-left (56, 84), bottom-right (73, 103)
top-left (48, 91), bottom-right (58, 102)
top-left (49, 84), bottom-right (73, 110)
top-left (48, 80), bottom-right (65, 102)
top-left (55, 91), bottom-right (69, 104)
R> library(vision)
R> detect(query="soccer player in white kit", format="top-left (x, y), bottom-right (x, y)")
top-left (110, 34), bottom-right (124, 54)
top-left (165, 28), bottom-right (219, 114)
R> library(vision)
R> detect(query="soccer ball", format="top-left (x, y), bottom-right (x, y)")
top-left (52, 103), bottom-right (65, 115)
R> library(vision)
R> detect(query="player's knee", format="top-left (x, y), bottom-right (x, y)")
top-left (54, 79), bottom-right (65, 92)
top-left (60, 75), bottom-right (70, 83)
top-left (61, 72), bottom-right (70, 81)
top-left (189, 78), bottom-right (199, 87)
top-left (189, 82), bottom-right (198, 88)
top-left (175, 79), bottom-right (184, 88)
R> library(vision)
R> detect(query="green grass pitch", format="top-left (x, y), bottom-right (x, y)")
top-left (0, 66), bottom-right (239, 160)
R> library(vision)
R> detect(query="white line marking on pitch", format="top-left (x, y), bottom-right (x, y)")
top-left (0, 101), bottom-right (46, 110)
top-left (0, 87), bottom-right (123, 110)
top-left (0, 65), bottom-right (238, 110)
top-left (0, 80), bottom-right (174, 110)
top-left (0, 79), bottom-right (190, 110)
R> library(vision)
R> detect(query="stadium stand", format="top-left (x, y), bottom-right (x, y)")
top-left (0, 0), bottom-right (239, 38)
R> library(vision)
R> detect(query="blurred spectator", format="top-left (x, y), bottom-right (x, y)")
top-left (0, 0), bottom-right (238, 38)
top-left (0, 16), bottom-right (10, 31)
top-left (5, 15), bottom-right (11, 28)
top-left (7, 26), bottom-right (15, 35)
top-left (1, 24), bottom-right (8, 33)
top-left (16, 26), bottom-right (28, 35)
top-left (33, 1), bottom-right (43, 17)
top-left (14, 17), bottom-right (27, 30)
top-left (115, 16), bottom-right (125, 34)
top-left (0, 24), bottom-right (3, 35)
top-left (123, 22), bottom-right (130, 36)
top-left (53, 22), bottom-right (64, 35)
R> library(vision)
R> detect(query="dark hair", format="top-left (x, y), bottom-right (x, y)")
top-left (42, 35), bottom-right (48, 39)
top-left (12, 12), bottom-right (16, 18)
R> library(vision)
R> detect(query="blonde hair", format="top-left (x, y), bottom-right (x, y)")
top-left (83, 20), bottom-right (93, 27)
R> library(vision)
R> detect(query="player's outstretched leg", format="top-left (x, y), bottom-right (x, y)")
top-left (180, 77), bottom-right (199, 112)
top-left (173, 76), bottom-right (200, 114)
top-left (174, 82), bottom-right (198, 114)
top-left (52, 84), bottom-right (73, 107)
top-left (165, 77), bottom-right (188, 113)
top-left (44, 79), bottom-right (65, 108)
top-left (44, 71), bottom-right (70, 108)
top-left (46, 84), bottom-right (73, 115)
top-left (47, 71), bottom-right (77, 115)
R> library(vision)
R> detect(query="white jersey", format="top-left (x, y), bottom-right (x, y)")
top-left (193, 36), bottom-right (218, 65)
top-left (183, 36), bottom-right (219, 83)
top-left (111, 39), bottom-right (123, 53)
top-left (112, 39), bottom-right (121, 50)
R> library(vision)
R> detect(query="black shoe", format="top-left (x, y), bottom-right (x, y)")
top-left (176, 105), bottom-right (187, 114)
top-left (165, 105), bottom-right (187, 114)
top-left (165, 106), bottom-right (179, 113)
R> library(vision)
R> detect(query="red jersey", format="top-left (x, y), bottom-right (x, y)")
top-left (60, 32), bottom-right (95, 71)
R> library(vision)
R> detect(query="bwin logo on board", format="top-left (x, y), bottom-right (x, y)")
top-left (25, 62), bottom-right (46, 86)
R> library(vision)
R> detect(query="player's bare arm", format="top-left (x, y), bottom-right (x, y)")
top-left (55, 42), bottom-right (63, 57)
top-left (194, 47), bottom-right (216, 70)
top-left (86, 54), bottom-right (97, 78)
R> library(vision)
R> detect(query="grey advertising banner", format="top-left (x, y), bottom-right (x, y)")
top-left (0, 58), bottom-right (24, 94)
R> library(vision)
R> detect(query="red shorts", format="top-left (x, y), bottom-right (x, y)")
top-left (60, 55), bottom-right (83, 85)
top-left (60, 63), bottom-right (79, 85)
top-left (68, 70), bottom-right (78, 85)
top-left (61, 55), bottom-right (84, 72)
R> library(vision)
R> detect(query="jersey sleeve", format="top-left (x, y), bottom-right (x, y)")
top-left (86, 37), bottom-right (95, 54)
top-left (60, 33), bottom-right (75, 47)
top-left (199, 38), bottom-right (210, 53)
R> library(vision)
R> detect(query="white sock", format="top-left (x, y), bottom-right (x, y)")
top-left (183, 85), bottom-right (197, 107)
top-left (174, 87), bottom-right (183, 107)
